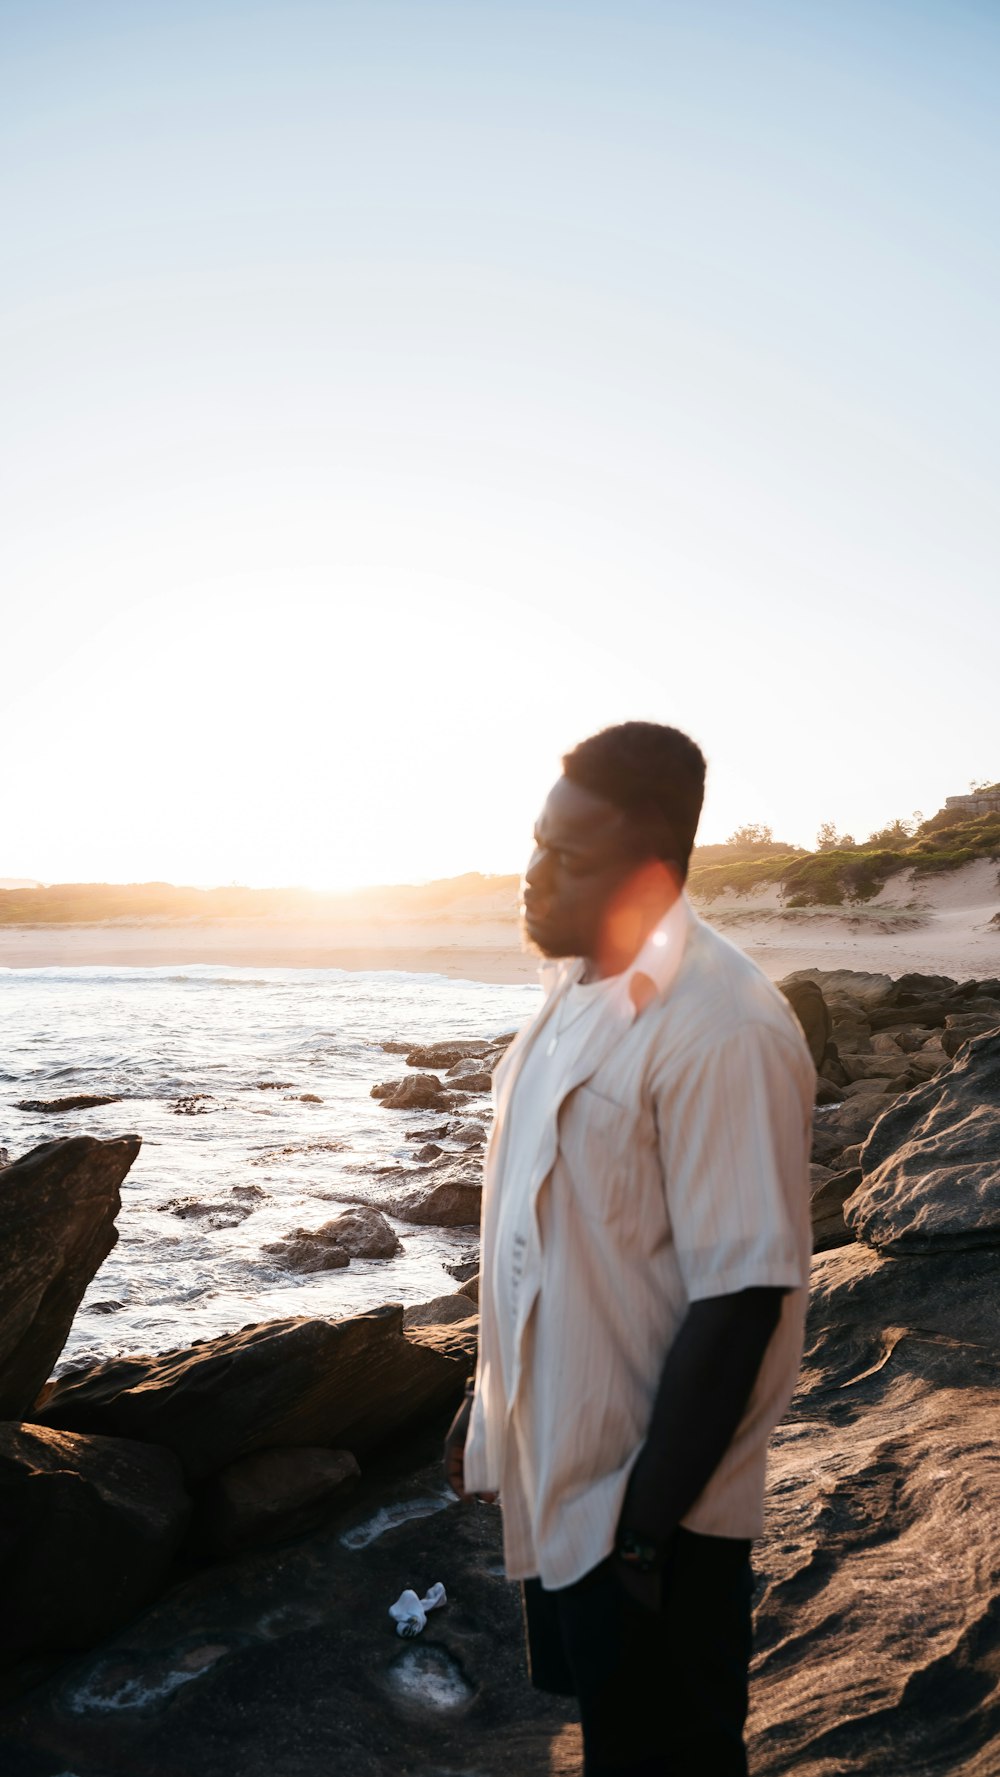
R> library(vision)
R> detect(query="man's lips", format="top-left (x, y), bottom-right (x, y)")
top-left (522, 896), bottom-right (552, 927)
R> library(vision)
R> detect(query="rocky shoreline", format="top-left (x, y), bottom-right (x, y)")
top-left (0, 970), bottom-right (998, 1774)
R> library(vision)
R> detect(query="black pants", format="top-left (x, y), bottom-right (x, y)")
top-left (522, 1528), bottom-right (753, 1777)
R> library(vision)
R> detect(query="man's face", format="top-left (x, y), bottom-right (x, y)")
top-left (521, 775), bottom-right (647, 959)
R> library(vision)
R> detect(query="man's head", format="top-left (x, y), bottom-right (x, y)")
top-left (521, 721), bottom-right (706, 967)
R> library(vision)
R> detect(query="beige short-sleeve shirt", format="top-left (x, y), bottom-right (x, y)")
top-left (463, 895), bottom-right (816, 1590)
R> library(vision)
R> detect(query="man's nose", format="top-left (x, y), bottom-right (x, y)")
top-left (524, 845), bottom-right (551, 889)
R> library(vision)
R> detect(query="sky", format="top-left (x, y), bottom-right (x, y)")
top-left (2, 0), bottom-right (998, 889)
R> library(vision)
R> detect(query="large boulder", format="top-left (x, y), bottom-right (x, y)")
top-left (846, 1030), bottom-right (1000, 1253)
top-left (31, 1304), bottom-right (472, 1481)
top-left (0, 1134), bottom-right (139, 1418)
top-left (0, 1422), bottom-right (190, 1655)
top-left (779, 977), bottom-right (832, 1070)
top-left (196, 1446), bottom-right (360, 1556)
top-left (263, 1207), bottom-right (402, 1272)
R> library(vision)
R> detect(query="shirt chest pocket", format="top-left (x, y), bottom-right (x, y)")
top-left (556, 1082), bottom-right (659, 1233)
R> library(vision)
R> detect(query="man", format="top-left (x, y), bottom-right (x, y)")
top-left (444, 721), bottom-right (815, 1775)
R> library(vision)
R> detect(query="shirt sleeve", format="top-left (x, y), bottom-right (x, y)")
top-left (652, 1021), bottom-right (813, 1301)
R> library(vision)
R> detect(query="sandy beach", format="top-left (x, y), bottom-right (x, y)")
top-left (2, 862), bottom-right (996, 983)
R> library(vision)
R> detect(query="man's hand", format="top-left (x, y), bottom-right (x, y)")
top-left (613, 1557), bottom-right (663, 1614)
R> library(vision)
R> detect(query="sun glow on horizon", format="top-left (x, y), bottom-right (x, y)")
top-left (3, 1), bottom-right (998, 889)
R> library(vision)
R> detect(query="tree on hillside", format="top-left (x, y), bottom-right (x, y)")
top-left (726, 822), bottom-right (773, 848)
top-left (865, 815), bottom-right (920, 849)
top-left (816, 821), bottom-right (855, 851)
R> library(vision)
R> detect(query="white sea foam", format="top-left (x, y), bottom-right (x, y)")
top-left (2, 965), bottom-right (537, 1364)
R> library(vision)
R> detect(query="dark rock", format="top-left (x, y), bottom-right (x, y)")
top-left (414, 1143), bottom-right (443, 1161)
top-left (779, 978), bottom-right (831, 1069)
top-left (378, 1039), bottom-right (414, 1054)
top-left (404, 1122), bottom-right (451, 1142)
top-left (196, 1446), bottom-right (360, 1556)
top-left (14, 1093), bottom-right (122, 1114)
top-left (814, 1078), bottom-right (843, 1107)
top-left (166, 1193), bottom-right (258, 1229)
top-left (753, 1241), bottom-right (1000, 1773)
top-left (444, 1070), bottom-right (492, 1095)
top-left (0, 1442), bottom-right (576, 1775)
top-left (173, 1095), bottom-right (215, 1115)
top-left (263, 1207), bottom-right (402, 1272)
top-left (372, 1075), bottom-right (450, 1111)
top-left (810, 1168), bottom-right (862, 1252)
top-left (453, 1120), bottom-right (487, 1146)
top-left (779, 968), bottom-right (892, 1009)
top-left (811, 1096), bottom-right (890, 1170)
top-left (31, 1304), bottom-right (472, 1481)
top-left (0, 1422), bottom-right (190, 1654)
top-left (389, 1167), bottom-right (483, 1228)
top-left (0, 1135), bottom-right (139, 1419)
top-left (884, 971), bottom-right (960, 1004)
top-left (457, 1273), bottom-right (480, 1304)
top-left (443, 1252), bottom-right (480, 1284)
top-left (941, 1011), bottom-right (1000, 1057)
top-left (847, 1030), bottom-right (1000, 1253)
top-left (868, 1000), bottom-right (952, 1033)
top-left (255, 1081), bottom-right (294, 1091)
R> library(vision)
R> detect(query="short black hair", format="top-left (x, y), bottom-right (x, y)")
top-left (562, 721), bottom-right (706, 876)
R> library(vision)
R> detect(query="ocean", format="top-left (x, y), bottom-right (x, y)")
top-left (1, 965), bottom-right (540, 1371)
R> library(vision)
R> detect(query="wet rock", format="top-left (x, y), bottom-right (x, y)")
top-left (296, 1093), bottom-right (323, 1103)
top-left (263, 1207), bottom-right (402, 1272)
top-left (414, 1143), bottom-right (443, 1161)
top-left (846, 1030), bottom-right (1000, 1253)
top-left (452, 1121), bottom-right (487, 1146)
top-left (173, 1096), bottom-right (215, 1116)
top-left (443, 1252), bottom-right (480, 1284)
top-left (196, 1446), bottom-right (360, 1556)
top-left (0, 1422), bottom-right (190, 1654)
top-left (31, 1304), bottom-right (472, 1481)
top-left (372, 1075), bottom-right (450, 1112)
top-left (255, 1081), bottom-right (294, 1091)
top-left (457, 1273), bottom-right (480, 1304)
top-left (403, 1041), bottom-right (491, 1070)
top-left (444, 1071), bottom-right (492, 1095)
top-left (387, 1163), bottom-right (483, 1228)
top-left (14, 1093), bottom-right (122, 1113)
top-left (0, 1135), bottom-right (139, 1419)
top-left (404, 1123), bottom-right (451, 1142)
